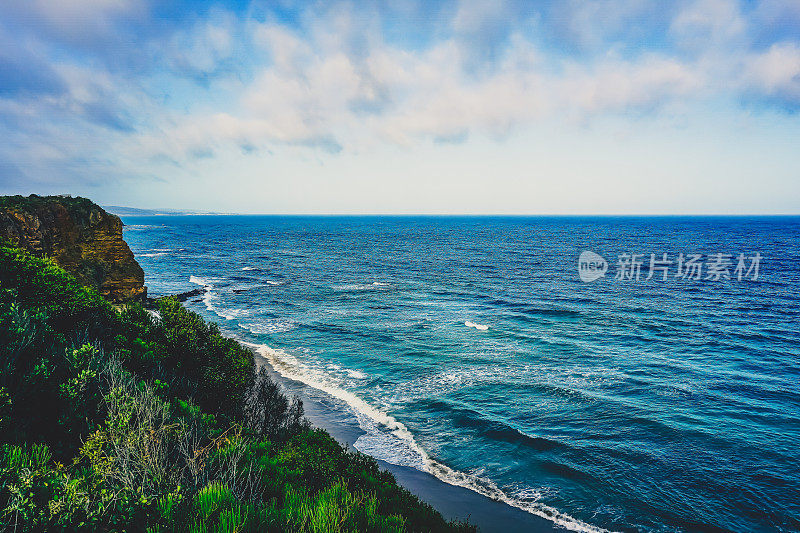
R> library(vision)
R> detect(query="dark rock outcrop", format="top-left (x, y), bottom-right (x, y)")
top-left (0, 195), bottom-right (146, 303)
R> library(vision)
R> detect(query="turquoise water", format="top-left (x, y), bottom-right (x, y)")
top-left (123, 216), bottom-right (800, 532)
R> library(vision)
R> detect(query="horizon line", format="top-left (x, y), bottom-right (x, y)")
top-left (112, 211), bottom-right (800, 217)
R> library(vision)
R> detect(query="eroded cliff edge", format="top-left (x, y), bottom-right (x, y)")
top-left (0, 194), bottom-right (146, 302)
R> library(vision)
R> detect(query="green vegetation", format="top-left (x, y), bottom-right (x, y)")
top-left (0, 243), bottom-right (474, 532)
top-left (0, 194), bottom-right (99, 224)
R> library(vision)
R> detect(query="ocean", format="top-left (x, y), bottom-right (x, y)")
top-left (122, 215), bottom-right (800, 532)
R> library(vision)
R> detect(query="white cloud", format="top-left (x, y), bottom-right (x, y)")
top-left (253, 23), bottom-right (312, 74)
top-left (4, 0), bottom-right (800, 200)
top-left (670, 0), bottom-right (747, 50)
top-left (550, 0), bottom-right (658, 51)
top-left (165, 12), bottom-right (237, 77)
top-left (742, 43), bottom-right (800, 101)
top-left (558, 55), bottom-right (704, 114)
top-left (139, 12), bottom-right (709, 161)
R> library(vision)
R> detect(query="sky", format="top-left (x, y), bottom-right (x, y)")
top-left (1, 0), bottom-right (799, 214)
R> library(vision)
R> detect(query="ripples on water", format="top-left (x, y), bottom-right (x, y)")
top-left (124, 215), bottom-right (800, 532)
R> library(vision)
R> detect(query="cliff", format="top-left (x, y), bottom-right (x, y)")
top-left (0, 194), bottom-right (146, 302)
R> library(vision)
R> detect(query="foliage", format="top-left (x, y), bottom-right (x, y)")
top-left (246, 366), bottom-right (308, 442)
top-left (0, 244), bottom-right (475, 532)
top-left (156, 297), bottom-right (254, 420)
top-left (0, 195), bottom-right (99, 224)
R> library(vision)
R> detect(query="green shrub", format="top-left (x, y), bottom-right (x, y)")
top-left (0, 444), bottom-right (60, 531)
top-left (0, 244), bottom-right (118, 342)
top-left (157, 297), bottom-right (254, 420)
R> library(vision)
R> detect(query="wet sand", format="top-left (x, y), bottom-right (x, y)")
top-left (257, 357), bottom-right (558, 533)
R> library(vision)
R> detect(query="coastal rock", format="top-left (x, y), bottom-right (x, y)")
top-left (0, 194), bottom-right (146, 303)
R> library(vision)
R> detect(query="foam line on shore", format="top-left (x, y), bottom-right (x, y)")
top-left (244, 341), bottom-right (608, 533)
top-left (189, 275), bottom-right (249, 320)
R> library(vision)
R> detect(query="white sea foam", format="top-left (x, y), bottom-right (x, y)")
top-left (239, 319), bottom-right (295, 335)
top-left (332, 282), bottom-right (391, 291)
top-left (189, 275), bottom-right (219, 316)
top-left (245, 342), bottom-right (607, 533)
top-left (124, 224), bottom-right (164, 230)
top-left (189, 275), bottom-right (212, 288)
top-left (352, 414), bottom-right (425, 469)
top-left (322, 364), bottom-right (368, 381)
top-left (189, 275), bottom-right (249, 321)
top-left (465, 321), bottom-right (489, 331)
top-left (390, 366), bottom-right (505, 401)
top-left (140, 248), bottom-right (185, 257)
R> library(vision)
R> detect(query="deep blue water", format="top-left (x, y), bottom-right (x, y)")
top-left (122, 215), bottom-right (800, 532)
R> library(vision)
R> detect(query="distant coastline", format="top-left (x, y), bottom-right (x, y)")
top-left (109, 207), bottom-right (800, 217)
top-left (103, 205), bottom-right (233, 216)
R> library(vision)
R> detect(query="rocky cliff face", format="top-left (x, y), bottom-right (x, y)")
top-left (0, 195), bottom-right (146, 303)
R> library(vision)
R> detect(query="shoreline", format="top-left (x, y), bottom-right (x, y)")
top-left (252, 350), bottom-right (562, 533)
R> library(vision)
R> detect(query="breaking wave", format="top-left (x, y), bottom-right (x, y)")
top-left (189, 275), bottom-right (249, 321)
top-left (245, 342), bottom-right (607, 533)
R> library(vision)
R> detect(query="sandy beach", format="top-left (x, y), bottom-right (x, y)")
top-left (256, 355), bottom-right (558, 533)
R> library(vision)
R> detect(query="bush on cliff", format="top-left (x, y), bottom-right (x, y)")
top-left (0, 243), bottom-right (474, 532)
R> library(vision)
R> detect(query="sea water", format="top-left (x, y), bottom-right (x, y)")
top-left (123, 215), bottom-right (800, 532)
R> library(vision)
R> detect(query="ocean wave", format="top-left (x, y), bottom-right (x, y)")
top-left (332, 282), bottom-right (392, 291)
top-left (484, 298), bottom-right (585, 319)
top-left (123, 224), bottom-right (165, 230)
top-left (420, 399), bottom-right (569, 452)
top-left (139, 248), bottom-right (186, 258)
top-left (246, 342), bottom-right (607, 533)
top-left (465, 321), bottom-right (489, 330)
top-left (239, 319), bottom-right (296, 335)
top-left (188, 275), bottom-right (213, 288)
top-left (189, 275), bottom-right (250, 321)
top-left (391, 366), bottom-right (507, 400)
top-left (353, 414), bottom-right (426, 469)
top-left (324, 364), bottom-right (368, 381)
top-left (235, 272), bottom-right (285, 286)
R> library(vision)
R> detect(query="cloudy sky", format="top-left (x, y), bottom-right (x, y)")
top-left (1, 0), bottom-right (799, 213)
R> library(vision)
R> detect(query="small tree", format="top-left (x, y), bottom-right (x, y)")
top-left (245, 367), bottom-right (307, 442)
